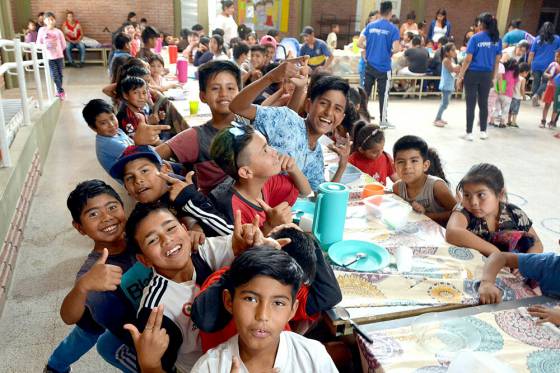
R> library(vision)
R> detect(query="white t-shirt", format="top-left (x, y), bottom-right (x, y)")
top-left (191, 332), bottom-right (339, 373)
top-left (432, 25), bottom-right (447, 42)
top-left (214, 14), bottom-right (238, 44)
top-left (138, 235), bottom-right (234, 372)
top-left (326, 32), bottom-right (337, 51)
top-left (513, 76), bottom-right (525, 99)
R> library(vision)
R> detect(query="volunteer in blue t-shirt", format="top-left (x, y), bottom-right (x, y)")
top-left (358, 1), bottom-right (400, 128)
top-left (457, 13), bottom-right (502, 141)
top-left (528, 22), bottom-right (560, 105)
top-left (298, 26), bottom-right (333, 69)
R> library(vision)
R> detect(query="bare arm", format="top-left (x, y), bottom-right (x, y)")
top-left (325, 54), bottom-right (334, 68)
top-left (261, 87), bottom-right (286, 106)
top-left (425, 180), bottom-right (457, 226)
top-left (357, 34), bottom-right (366, 49)
top-left (458, 54), bottom-right (472, 79)
top-left (230, 57), bottom-right (308, 121)
top-left (478, 252), bottom-right (519, 304)
top-left (392, 40), bottom-right (401, 54)
top-left (527, 52), bottom-right (534, 66)
top-left (288, 165), bottom-right (312, 197)
top-left (445, 211), bottom-right (501, 256)
top-left (60, 282), bottom-right (89, 324)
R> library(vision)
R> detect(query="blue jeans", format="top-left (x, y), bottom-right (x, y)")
top-left (47, 326), bottom-right (100, 372)
top-left (48, 327), bottom-right (137, 373)
top-left (65, 42), bottom-right (86, 63)
top-left (436, 90), bottom-right (453, 120)
top-left (359, 57), bottom-right (366, 87)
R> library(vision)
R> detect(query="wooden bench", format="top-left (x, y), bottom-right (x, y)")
top-left (68, 47), bottom-right (111, 66)
top-left (341, 74), bottom-right (464, 100)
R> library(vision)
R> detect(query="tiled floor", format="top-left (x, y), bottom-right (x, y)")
top-left (0, 65), bottom-right (558, 372)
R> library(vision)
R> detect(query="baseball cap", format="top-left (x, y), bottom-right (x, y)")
top-left (259, 35), bottom-right (278, 49)
top-left (300, 26), bottom-right (314, 36)
top-left (109, 145), bottom-right (163, 181)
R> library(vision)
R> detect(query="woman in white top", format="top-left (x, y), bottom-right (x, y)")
top-left (427, 8), bottom-right (452, 48)
top-left (210, 34), bottom-right (229, 61)
top-left (400, 11), bottom-right (419, 37)
top-left (214, 0), bottom-right (238, 45)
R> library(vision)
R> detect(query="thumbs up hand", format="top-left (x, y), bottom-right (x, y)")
top-left (77, 248), bottom-right (123, 292)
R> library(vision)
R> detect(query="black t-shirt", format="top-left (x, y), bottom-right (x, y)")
top-left (404, 47), bottom-right (430, 73)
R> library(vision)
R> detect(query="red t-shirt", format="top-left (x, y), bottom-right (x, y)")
top-left (232, 174), bottom-right (299, 227)
top-left (197, 268), bottom-right (317, 353)
top-left (349, 151), bottom-right (395, 185)
top-left (166, 125), bottom-right (227, 195)
top-left (63, 20), bottom-right (82, 42)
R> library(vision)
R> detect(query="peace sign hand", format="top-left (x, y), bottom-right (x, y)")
top-left (158, 171), bottom-right (194, 202)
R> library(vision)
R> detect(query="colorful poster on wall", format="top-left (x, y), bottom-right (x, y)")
top-left (238, 0), bottom-right (289, 33)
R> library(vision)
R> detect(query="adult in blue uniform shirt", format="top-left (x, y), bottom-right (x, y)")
top-left (528, 22), bottom-right (560, 106)
top-left (358, 1), bottom-right (400, 128)
top-left (457, 13), bottom-right (502, 141)
top-left (298, 26), bottom-right (333, 70)
top-left (502, 19), bottom-right (532, 48)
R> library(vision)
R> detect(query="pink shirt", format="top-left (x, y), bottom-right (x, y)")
top-left (37, 27), bottom-right (66, 60)
top-left (504, 71), bottom-right (518, 98)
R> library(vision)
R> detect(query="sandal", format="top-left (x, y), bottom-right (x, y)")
top-left (510, 123), bottom-right (519, 128)
top-left (539, 120), bottom-right (546, 128)
top-left (499, 123), bottom-right (507, 128)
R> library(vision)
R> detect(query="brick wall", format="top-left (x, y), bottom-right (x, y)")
top-left (308, 0), bottom-right (357, 47)
top-left (30, 0), bottom-right (175, 44)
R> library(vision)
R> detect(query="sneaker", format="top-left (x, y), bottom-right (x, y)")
top-left (462, 133), bottom-right (474, 141)
top-left (58, 92), bottom-right (66, 101)
top-left (433, 120), bottom-right (445, 127)
top-left (441, 120), bottom-right (448, 124)
top-left (43, 365), bottom-right (71, 373)
top-left (498, 123), bottom-right (506, 128)
top-left (532, 95), bottom-right (540, 107)
top-left (480, 131), bottom-right (488, 140)
top-left (78, 62), bottom-right (84, 68)
top-left (510, 122), bottom-right (519, 128)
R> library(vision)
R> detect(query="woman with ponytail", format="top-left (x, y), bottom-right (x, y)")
top-left (457, 13), bottom-right (502, 141)
top-left (528, 22), bottom-right (560, 106)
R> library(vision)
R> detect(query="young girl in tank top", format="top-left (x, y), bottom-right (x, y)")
top-left (391, 135), bottom-right (456, 225)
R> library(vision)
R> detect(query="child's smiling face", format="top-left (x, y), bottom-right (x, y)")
top-left (224, 275), bottom-right (298, 359)
top-left (123, 85), bottom-right (148, 111)
top-left (150, 60), bottom-right (165, 78)
top-left (200, 71), bottom-right (239, 116)
top-left (74, 194), bottom-right (126, 245)
top-left (305, 90), bottom-right (347, 137)
top-left (123, 158), bottom-right (169, 203)
top-left (135, 209), bottom-right (193, 273)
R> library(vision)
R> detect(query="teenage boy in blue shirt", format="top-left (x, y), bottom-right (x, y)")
top-left (358, 1), bottom-right (400, 128)
top-left (229, 57), bottom-right (352, 191)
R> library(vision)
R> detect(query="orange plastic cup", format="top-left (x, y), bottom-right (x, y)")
top-left (361, 183), bottom-right (384, 198)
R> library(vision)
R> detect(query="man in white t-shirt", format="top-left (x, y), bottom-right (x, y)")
top-left (213, 0), bottom-right (238, 45)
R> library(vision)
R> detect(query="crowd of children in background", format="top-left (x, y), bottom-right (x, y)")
top-left (33, 2), bottom-right (560, 373)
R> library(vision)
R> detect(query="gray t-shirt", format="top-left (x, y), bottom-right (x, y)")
top-left (404, 47), bottom-right (430, 73)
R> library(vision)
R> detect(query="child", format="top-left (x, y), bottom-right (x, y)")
top-left (183, 29), bottom-right (201, 63)
top-left (487, 61), bottom-right (505, 127)
top-left (552, 72), bottom-right (560, 131)
top-left (232, 42), bottom-right (250, 82)
top-left (495, 59), bottom-right (519, 127)
top-left (116, 76), bottom-right (169, 140)
top-left (140, 61), bottom-right (245, 195)
top-left (137, 26), bottom-right (159, 61)
top-left (82, 99), bottom-right (134, 176)
top-left (210, 123), bottom-right (311, 233)
top-left (123, 203), bottom-right (279, 371)
top-left (108, 33), bottom-right (132, 77)
top-left (210, 34), bottom-right (229, 61)
top-left (446, 163), bottom-right (543, 256)
top-left (247, 32), bottom-right (258, 46)
top-left (508, 62), bottom-right (530, 127)
top-left (36, 12), bottom-right (67, 99)
top-left (194, 36), bottom-right (212, 66)
top-left (109, 144), bottom-right (232, 236)
top-left (246, 45), bottom-right (267, 84)
top-left (540, 52), bottom-right (560, 128)
top-left (349, 121), bottom-right (398, 185)
top-left (191, 226), bottom-right (342, 352)
top-left (191, 248), bottom-right (339, 372)
top-left (148, 54), bottom-right (181, 92)
top-left (121, 22), bottom-right (138, 57)
top-left (478, 252), bottom-right (560, 325)
top-left (230, 58), bottom-right (351, 191)
top-left (24, 19), bottom-right (38, 43)
top-left (392, 136), bottom-right (456, 225)
top-left (48, 180), bottom-right (139, 373)
top-left (434, 42), bottom-right (460, 127)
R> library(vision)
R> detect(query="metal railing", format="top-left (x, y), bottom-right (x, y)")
top-left (1, 38), bottom-right (55, 167)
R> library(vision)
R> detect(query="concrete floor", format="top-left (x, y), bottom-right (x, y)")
top-left (0, 66), bottom-right (558, 372)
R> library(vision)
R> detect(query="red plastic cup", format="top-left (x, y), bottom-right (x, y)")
top-left (168, 45), bottom-right (178, 64)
